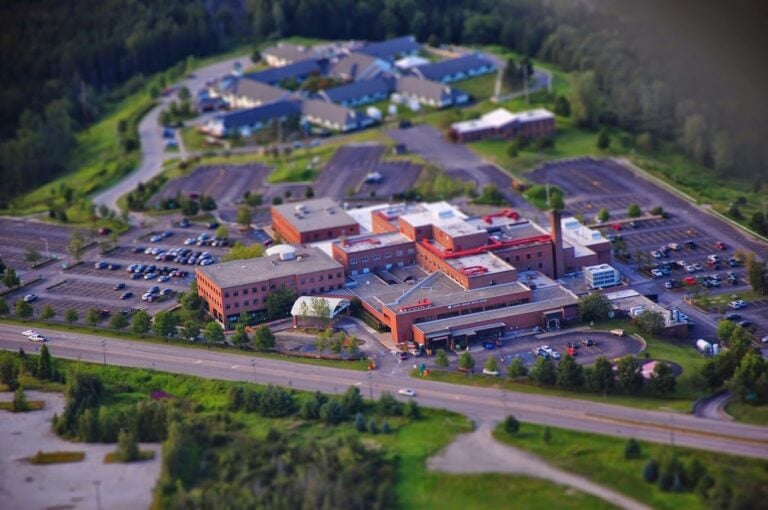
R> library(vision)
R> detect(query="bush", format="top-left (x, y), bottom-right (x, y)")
top-left (354, 412), bottom-right (367, 432)
top-left (624, 438), bottom-right (641, 459)
top-left (368, 419), bottom-right (378, 434)
top-left (644, 458), bottom-right (659, 483)
top-left (507, 358), bottom-right (528, 378)
top-left (381, 420), bottom-right (391, 434)
top-left (503, 415), bottom-right (520, 435)
top-left (258, 385), bottom-right (295, 418)
top-left (404, 399), bottom-right (421, 420)
top-left (377, 392), bottom-right (402, 416)
top-left (435, 349), bottom-right (449, 368)
top-left (319, 399), bottom-right (345, 425)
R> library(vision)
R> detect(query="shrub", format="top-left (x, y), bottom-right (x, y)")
top-left (377, 392), bottom-right (402, 416)
top-left (354, 412), bottom-right (367, 432)
top-left (644, 458), bottom-right (659, 483)
top-left (319, 399), bottom-right (345, 425)
top-left (258, 385), bottom-right (295, 418)
top-left (368, 419), bottom-right (378, 434)
top-left (503, 415), bottom-right (520, 435)
top-left (381, 420), bottom-right (391, 434)
top-left (624, 438), bottom-right (641, 459)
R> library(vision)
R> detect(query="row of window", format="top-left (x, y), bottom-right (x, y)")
top-left (349, 249), bottom-right (413, 265)
top-left (222, 272), bottom-right (343, 298)
top-left (223, 283), bottom-right (345, 311)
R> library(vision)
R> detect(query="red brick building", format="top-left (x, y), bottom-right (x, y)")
top-left (196, 245), bottom-right (344, 324)
top-left (271, 197), bottom-right (360, 244)
top-left (450, 107), bottom-right (555, 143)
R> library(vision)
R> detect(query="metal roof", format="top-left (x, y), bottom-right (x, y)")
top-left (411, 54), bottom-right (495, 82)
top-left (247, 59), bottom-right (326, 85)
top-left (357, 35), bottom-right (420, 61)
top-left (291, 296), bottom-right (351, 318)
top-left (213, 100), bottom-right (301, 130)
top-left (319, 77), bottom-right (394, 104)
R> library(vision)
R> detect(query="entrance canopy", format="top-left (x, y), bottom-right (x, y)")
top-left (290, 296), bottom-right (350, 319)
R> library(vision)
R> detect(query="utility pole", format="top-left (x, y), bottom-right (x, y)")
top-left (41, 237), bottom-right (50, 260)
top-left (101, 340), bottom-right (106, 365)
top-left (250, 358), bottom-right (257, 383)
top-left (368, 370), bottom-right (373, 400)
top-left (522, 59), bottom-right (529, 104)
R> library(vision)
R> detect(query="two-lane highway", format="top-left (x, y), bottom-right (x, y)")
top-left (2, 322), bottom-right (767, 459)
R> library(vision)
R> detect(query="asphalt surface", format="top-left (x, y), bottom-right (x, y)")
top-left (3, 323), bottom-right (767, 459)
top-left (92, 53), bottom-right (252, 212)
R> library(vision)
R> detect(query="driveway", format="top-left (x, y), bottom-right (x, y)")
top-left (428, 422), bottom-right (650, 510)
top-left (92, 53), bottom-right (252, 213)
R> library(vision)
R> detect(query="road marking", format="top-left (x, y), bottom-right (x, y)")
top-left (353, 382), bottom-right (362, 386)
top-left (231, 365), bottom-right (240, 369)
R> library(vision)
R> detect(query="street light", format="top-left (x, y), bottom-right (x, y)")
top-left (40, 237), bottom-right (50, 260)
top-left (368, 370), bottom-right (373, 400)
top-left (250, 358), bottom-right (257, 383)
top-left (101, 340), bottom-right (106, 365)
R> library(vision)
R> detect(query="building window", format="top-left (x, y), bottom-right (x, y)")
top-left (515, 255), bottom-right (520, 261)
top-left (225, 304), bottom-right (231, 310)
top-left (407, 249), bottom-right (414, 255)
top-left (263, 297), bottom-right (267, 303)
top-left (262, 286), bottom-right (266, 291)
top-left (320, 286), bottom-right (325, 292)
top-left (300, 279), bottom-right (306, 284)
top-left (385, 252), bottom-right (392, 258)
top-left (526, 253), bottom-right (531, 259)
top-left (396, 250), bottom-right (403, 257)
top-left (351, 258), bottom-right (357, 265)
top-left (373, 255), bottom-right (380, 261)
top-left (311, 288), bottom-right (316, 294)
top-left (233, 291), bottom-right (239, 296)
top-left (337, 272), bottom-right (342, 278)
top-left (310, 277), bottom-right (315, 283)
top-left (270, 284), bottom-right (275, 289)
top-left (361, 256), bottom-right (368, 263)
top-left (252, 287), bottom-right (257, 293)
top-left (224, 292), bottom-right (229, 298)
top-left (318, 275), bottom-right (323, 281)
top-left (537, 251), bottom-right (543, 258)
top-left (244, 300), bottom-right (249, 306)
top-left (538, 263), bottom-right (543, 269)
top-left (243, 289), bottom-right (248, 295)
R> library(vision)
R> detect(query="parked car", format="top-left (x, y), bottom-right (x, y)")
top-left (715, 241), bottom-right (727, 250)
top-left (482, 342), bottom-right (495, 350)
top-left (94, 261), bottom-right (108, 269)
top-left (738, 320), bottom-right (753, 328)
top-left (21, 330), bottom-right (38, 337)
top-left (581, 338), bottom-right (595, 347)
top-left (724, 313), bottom-right (741, 321)
top-left (120, 292), bottom-right (134, 300)
top-left (113, 283), bottom-right (126, 290)
top-left (23, 294), bottom-right (38, 303)
top-left (728, 300), bottom-right (747, 310)
top-left (482, 368), bottom-right (500, 376)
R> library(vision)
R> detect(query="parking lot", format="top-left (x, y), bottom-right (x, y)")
top-left (0, 218), bottom-right (75, 275)
top-left (313, 144), bottom-right (422, 200)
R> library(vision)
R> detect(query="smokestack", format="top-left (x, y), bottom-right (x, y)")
top-left (550, 209), bottom-right (565, 279)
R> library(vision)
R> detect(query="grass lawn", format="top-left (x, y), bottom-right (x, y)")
top-left (26, 451), bottom-right (85, 464)
top-left (494, 422), bottom-right (768, 510)
top-left (457, 73), bottom-right (501, 102)
top-left (724, 399), bottom-right (768, 426)
top-left (0, 400), bottom-right (45, 412)
top-left (413, 320), bottom-right (708, 413)
top-left (103, 450), bottom-right (155, 463)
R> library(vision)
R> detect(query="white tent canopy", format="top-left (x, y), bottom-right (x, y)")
top-left (290, 296), bottom-right (350, 319)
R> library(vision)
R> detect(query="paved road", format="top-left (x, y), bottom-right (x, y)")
top-left (92, 54), bottom-right (251, 212)
top-left (3, 323), bottom-right (767, 459)
top-left (694, 391), bottom-right (734, 421)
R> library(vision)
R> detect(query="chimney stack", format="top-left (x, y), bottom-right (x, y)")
top-left (550, 209), bottom-right (565, 279)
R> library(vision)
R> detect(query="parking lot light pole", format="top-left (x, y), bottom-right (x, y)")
top-left (40, 237), bottom-right (50, 260)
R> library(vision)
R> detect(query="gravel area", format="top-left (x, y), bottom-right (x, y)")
top-left (0, 391), bottom-right (161, 510)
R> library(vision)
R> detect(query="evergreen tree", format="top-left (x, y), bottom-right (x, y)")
top-left (649, 361), bottom-right (677, 396)
top-left (12, 387), bottom-right (29, 412)
top-left (616, 356), bottom-right (644, 394)
top-left (341, 386), bottom-right (363, 415)
top-left (644, 458), bottom-right (659, 483)
top-left (14, 299), bottom-right (33, 320)
top-left (0, 354), bottom-right (20, 390)
top-left (503, 415), bottom-right (520, 435)
top-left (624, 438), bottom-right (641, 459)
top-left (589, 356), bottom-right (615, 394)
top-left (65, 308), bottom-right (79, 326)
top-left (355, 412), bottom-right (367, 432)
top-left (0, 297), bottom-right (8, 316)
top-left (252, 326), bottom-right (276, 351)
top-left (109, 312), bottom-right (128, 334)
top-left (36, 344), bottom-right (53, 380)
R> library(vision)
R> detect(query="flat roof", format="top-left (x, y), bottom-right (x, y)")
top-left (415, 293), bottom-right (578, 336)
top-left (447, 252), bottom-right (513, 276)
top-left (490, 221), bottom-right (551, 245)
top-left (350, 270), bottom-right (530, 315)
top-left (197, 246), bottom-right (342, 289)
top-left (333, 232), bottom-right (413, 253)
top-left (273, 197), bottom-right (358, 233)
top-left (435, 217), bottom-right (484, 237)
top-left (399, 202), bottom-right (467, 228)
top-left (560, 217), bottom-right (608, 247)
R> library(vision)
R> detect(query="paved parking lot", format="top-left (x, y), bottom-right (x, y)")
top-left (387, 125), bottom-right (516, 199)
top-left (150, 163), bottom-right (272, 208)
top-left (0, 219), bottom-right (75, 274)
top-left (313, 144), bottom-right (421, 200)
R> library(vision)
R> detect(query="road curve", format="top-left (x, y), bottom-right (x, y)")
top-left (92, 54), bottom-right (251, 212)
top-left (2, 323), bottom-right (767, 459)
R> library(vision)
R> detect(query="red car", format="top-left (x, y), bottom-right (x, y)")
top-left (715, 241), bottom-right (727, 250)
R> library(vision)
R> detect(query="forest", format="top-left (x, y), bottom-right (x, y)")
top-left (1, 0), bottom-right (765, 207)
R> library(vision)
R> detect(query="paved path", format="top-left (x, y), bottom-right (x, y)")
top-left (92, 53), bottom-right (251, 212)
top-left (694, 391), bottom-right (734, 421)
top-left (2, 323), bottom-right (768, 459)
top-left (429, 422), bottom-right (650, 510)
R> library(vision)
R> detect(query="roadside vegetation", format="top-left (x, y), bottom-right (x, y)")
top-left (25, 451), bottom-right (86, 465)
top-left (1, 348), bottom-right (614, 509)
top-left (495, 419), bottom-right (768, 510)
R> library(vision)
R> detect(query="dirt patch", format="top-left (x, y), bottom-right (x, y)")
top-left (0, 391), bottom-right (161, 510)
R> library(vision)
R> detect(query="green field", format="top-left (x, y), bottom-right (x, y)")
top-left (415, 320), bottom-right (708, 413)
top-left (724, 399), bottom-right (768, 426)
top-left (494, 421), bottom-right (768, 510)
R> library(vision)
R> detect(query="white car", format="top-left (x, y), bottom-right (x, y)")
top-left (482, 368), bottom-right (500, 376)
top-left (23, 294), bottom-right (38, 303)
top-left (398, 388), bottom-right (417, 397)
top-left (728, 300), bottom-right (747, 310)
top-left (650, 269), bottom-right (664, 277)
top-left (21, 329), bottom-right (37, 337)
top-left (549, 349), bottom-right (561, 360)
top-left (28, 334), bottom-right (47, 342)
